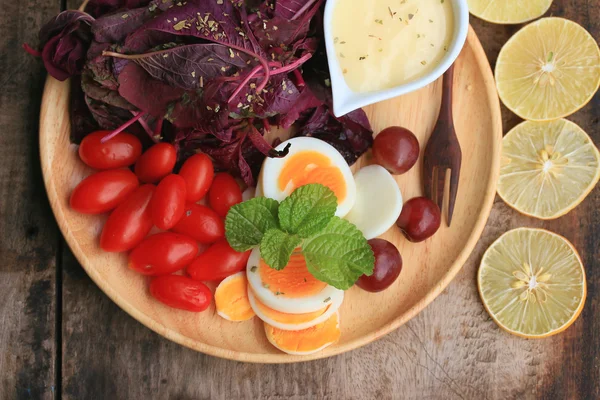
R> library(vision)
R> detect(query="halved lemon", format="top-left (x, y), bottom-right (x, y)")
top-left (498, 119), bottom-right (600, 219)
top-left (495, 18), bottom-right (600, 121)
top-left (468, 0), bottom-right (552, 24)
top-left (478, 228), bottom-right (586, 338)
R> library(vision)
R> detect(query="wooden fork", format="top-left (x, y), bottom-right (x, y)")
top-left (423, 64), bottom-right (462, 226)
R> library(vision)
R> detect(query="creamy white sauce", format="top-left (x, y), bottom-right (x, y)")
top-left (332, 0), bottom-right (455, 92)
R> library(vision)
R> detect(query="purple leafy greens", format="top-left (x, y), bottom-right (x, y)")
top-left (105, 43), bottom-right (253, 90)
top-left (37, 11), bottom-right (95, 81)
top-left (32, 0), bottom-right (373, 186)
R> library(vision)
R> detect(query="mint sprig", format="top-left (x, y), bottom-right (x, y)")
top-left (260, 229), bottom-right (302, 271)
top-left (279, 183), bottom-right (337, 238)
top-left (303, 217), bottom-right (375, 290)
top-left (225, 197), bottom-right (279, 252)
top-left (224, 183), bottom-right (375, 289)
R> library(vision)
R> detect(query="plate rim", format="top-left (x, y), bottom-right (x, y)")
top-left (39, 25), bottom-right (502, 363)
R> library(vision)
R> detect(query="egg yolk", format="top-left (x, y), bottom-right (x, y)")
top-left (215, 273), bottom-right (255, 321)
top-left (278, 151), bottom-right (347, 202)
top-left (251, 288), bottom-right (330, 324)
top-left (259, 251), bottom-right (327, 298)
top-left (264, 312), bottom-right (341, 353)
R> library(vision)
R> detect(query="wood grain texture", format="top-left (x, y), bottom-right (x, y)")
top-left (0, 0), bottom-right (597, 398)
top-left (0, 0), bottom-right (62, 399)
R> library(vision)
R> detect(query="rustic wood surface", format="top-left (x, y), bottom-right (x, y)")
top-left (0, 0), bottom-right (598, 399)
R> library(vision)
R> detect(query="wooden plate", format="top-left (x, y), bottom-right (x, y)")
top-left (40, 27), bottom-right (502, 363)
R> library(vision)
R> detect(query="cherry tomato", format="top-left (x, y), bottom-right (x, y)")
top-left (151, 174), bottom-right (187, 230)
top-left (150, 275), bottom-right (212, 312)
top-left (79, 131), bottom-right (142, 170)
top-left (208, 173), bottom-right (243, 217)
top-left (372, 127), bottom-right (420, 175)
top-left (396, 197), bottom-right (441, 242)
top-left (134, 143), bottom-right (177, 183)
top-left (187, 239), bottom-right (251, 281)
top-left (70, 169), bottom-right (139, 214)
top-left (129, 232), bottom-right (198, 276)
top-left (179, 153), bottom-right (214, 203)
top-left (171, 203), bottom-right (224, 244)
top-left (100, 184), bottom-right (155, 252)
top-left (356, 239), bottom-right (402, 292)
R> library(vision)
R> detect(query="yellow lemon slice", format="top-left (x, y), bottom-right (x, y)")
top-left (498, 119), bottom-right (600, 219)
top-left (495, 18), bottom-right (600, 121)
top-left (468, 0), bottom-right (552, 24)
top-left (478, 228), bottom-right (586, 338)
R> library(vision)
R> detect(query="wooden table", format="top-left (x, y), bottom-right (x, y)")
top-left (1, 1), bottom-right (598, 399)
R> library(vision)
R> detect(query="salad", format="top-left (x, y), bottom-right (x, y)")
top-left (32, 0), bottom-right (443, 355)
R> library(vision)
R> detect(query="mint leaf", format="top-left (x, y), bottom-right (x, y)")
top-left (260, 229), bottom-right (302, 271)
top-left (225, 197), bottom-right (280, 252)
top-left (278, 184), bottom-right (338, 238)
top-left (302, 217), bottom-right (375, 290)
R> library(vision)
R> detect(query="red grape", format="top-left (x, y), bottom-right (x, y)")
top-left (372, 126), bottom-right (420, 175)
top-left (396, 197), bottom-right (441, 242)
top-left (356, 239), bottom-right (402, 292)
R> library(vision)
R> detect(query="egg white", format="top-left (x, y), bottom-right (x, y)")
top-left (246, 248), bottom-right (344, 314)
top-left (344, 165), bottom-right (403, 240)
top-left (260, 137), bottom-right (356, 217)
top-left (248, 287), bottom-right (343, 331)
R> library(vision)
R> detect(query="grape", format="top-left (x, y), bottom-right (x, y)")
top-left (356, 239), bottom-right (402, 292)
top-left (396, 197), bottom-right (441, 242)
top-left (372, 126), bottom-right (420, 175)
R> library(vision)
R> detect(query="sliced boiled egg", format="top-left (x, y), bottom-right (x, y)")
top-left (264, 311), bottom-right (341, 355)
top-left (260, 137), bottom-right (356, 217)
top-left (246, 248), bottom-right (344, 314)
top-left (344, 165), bottom-right (403, 240)
top-left (248, 287), bottom-right (343, 331)
top-left (214, 272), bottom-right (256, 322)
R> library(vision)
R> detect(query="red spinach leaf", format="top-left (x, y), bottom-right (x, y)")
top-left (107, 43), bottom-right (253, 90)
top-left (37, 10), bottom-right (95, 80)
top-left (91, 0), bottom-right (174, 43)
top-left (117, 62), bottom-right (185, 118)
top-left (132, 1), bottom-right (267, 66)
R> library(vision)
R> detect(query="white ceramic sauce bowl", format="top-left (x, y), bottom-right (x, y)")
top-left (324, 0), bottom-right (470, 117)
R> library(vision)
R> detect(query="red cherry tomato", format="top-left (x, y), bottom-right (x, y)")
top-left (396, 197), bottom-right (441, 242)
top-left (208, 173), bottom-right (243, 217)
top-left (79, 131), bottom-right (142, 170)
top-left (151, 174), bottom-right (187, 230)
top-left (187, 239), bottom-right (251, 281)
top-left (150, 275), bottom-right (212, 312)
top-left (134, 143), bottom-right (177, 183)
top-left (356, 239), bottom-right (402, 292)
top-left (70, 169), bottom-right (139, 214)
top-left (179, 153), bottom-right (214, 203)
top-left (171, 203), bottom-right (224, 244)
top-left (129, 232), bottom-right (198, 276)
top-left (100, 184), bottom-right (155, 252)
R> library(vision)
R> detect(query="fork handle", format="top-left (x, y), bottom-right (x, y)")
top-left (439, 64), bottom-right (455, 125)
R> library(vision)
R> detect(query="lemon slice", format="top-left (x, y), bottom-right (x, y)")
top-left (498, 119), bottom-right (600, 219)
top-left (478, 228), bottom-right (586, 338)
top-left (495, 18), bottom-right (600, 122)
top-left (467, 0), bottom-right (552, 24)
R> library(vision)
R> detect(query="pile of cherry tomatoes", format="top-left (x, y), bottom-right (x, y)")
top-left (70, 131), bottom-right (251, 312)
